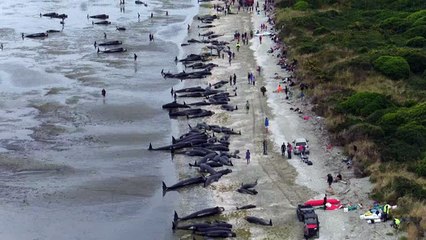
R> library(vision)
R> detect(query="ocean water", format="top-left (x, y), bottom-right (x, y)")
top-left (0, 0), bottom-right (198, 239)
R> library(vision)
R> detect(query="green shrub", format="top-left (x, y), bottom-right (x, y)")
top-left (405, 25), bottom-right (426, 38)
top-left (293, 1), bottom-right (310, 11)
top-left (346, 123), bottom-right (384, 140)
top-left (395, 122), bottom-right (426, 148)
top-left (367, 108), bottom-right (397, 124)
top-left (414, 158), bottom-right (426, 177)
top-left (339, 92), bottom-right (393, 117)
top-left (392, 177), bottom-right (426, 201)
top-left (401, 52), bottom-right (426, 74)
top-left (412, 16), bottom-right (426, 27)
top-left (298, 43), bottom-right (320, 54)
top-left (378, 111), bottom-right (407, 133)
top-left (382, 140), bottom-right (422, 163)
top-left (406, 10), bottom-right (426, 23)
top-left (405, 102), bottom-right (426, 121)
top-left (373, 56), bottom-right (410, 80)
top-left (379, 17), bottom-right (410, 33)
top-left (313, 26), bottom-right (330, 35)
top-left (406, 36), bottom-right (426, 48)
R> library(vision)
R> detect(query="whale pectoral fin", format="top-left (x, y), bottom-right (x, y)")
top-left (269, 219), bottom-right (273, 226)
top-left (148, 143), bottom-right (153, 150)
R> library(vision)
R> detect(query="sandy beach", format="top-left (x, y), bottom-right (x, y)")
top-left (173, 0), bottom-right (402, 239)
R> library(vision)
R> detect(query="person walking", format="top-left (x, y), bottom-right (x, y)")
top-left (229, 75), bottom-right (233, 85)
top-left (245, 100), bottom-right (250, 112)
top-left (233, 73), bottom-right (237, 85)
top-left (236, 42), bottom-right (240, 52)
top-left (245, 149), bottom-right (251, 164)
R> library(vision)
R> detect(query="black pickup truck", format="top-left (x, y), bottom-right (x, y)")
top-left (297, 204), bottom-right (320, 239)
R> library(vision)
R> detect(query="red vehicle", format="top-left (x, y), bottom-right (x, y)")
top-left (297, 204), bottom-right (320, 239)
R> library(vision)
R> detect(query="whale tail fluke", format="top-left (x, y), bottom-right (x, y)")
top-left (174, 211), bottom-right (179, 222)
top-left (148, 143), bottom-right (153, 150)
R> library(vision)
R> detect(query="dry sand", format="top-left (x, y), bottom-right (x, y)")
top-left (173, 0), bottom-right (405, 239)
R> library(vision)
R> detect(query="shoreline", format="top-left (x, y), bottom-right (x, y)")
top-left (171, 1), bottom-right (399, 239)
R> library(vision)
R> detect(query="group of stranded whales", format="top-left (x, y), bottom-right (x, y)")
top-left (24, 9), bottom-right (138, 54)
top-left (146, 11), bottom-right (274, 238)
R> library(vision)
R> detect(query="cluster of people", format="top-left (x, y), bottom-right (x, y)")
top-left (281, 142), bottom-right (293, 159)
top-left (247, 72), bottom-right (256, 85)
top-left (148, 33), bottom-right (154, 41)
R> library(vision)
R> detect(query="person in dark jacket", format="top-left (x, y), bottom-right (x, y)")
top-left (327, 174), bottom-right (333, 187)
top-left (281, 142), bottom-right (286, 156)
top-left (245, 149), bottom-right (251, 164)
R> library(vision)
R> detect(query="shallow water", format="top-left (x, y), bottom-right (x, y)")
top-left (0, 0), bottom-right (198, 239)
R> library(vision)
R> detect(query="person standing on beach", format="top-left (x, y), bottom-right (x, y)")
top-left (245, 149), bottom-right (251, 164)
top-left (327, 174), bottom-right (333, 187)
top-left (323, 194), bottom-right (327, 210)
top-left (287, 142), bottom-right (292, 159)
top-left (281, 142), bottom-right (286, 156)
top-left (104, 32), bottom-right (107, 39)
top-left (229, 75), bottom-right (233, 85)
top-left (259, 35), bottom-right (262, 44)
top-left (260, 86), bottom-right (266, 96)
top-left (134, 53), bottom-right (137, 61)
top-left (101, 89), bottom-right (106, 97)
top-left (264, 117), bottom-right (269, 132)
top-left (233, 73), bottom-right (237, 85)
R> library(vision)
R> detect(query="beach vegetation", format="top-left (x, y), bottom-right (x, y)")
top-left (276, 0), bottom-right (426, 236)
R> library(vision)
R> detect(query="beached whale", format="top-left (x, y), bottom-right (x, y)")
top-left (187, 110), bottom-right (214, 119)
top-left (24, 32), bottom-right (48, 38)
top-left (46, 29), bottom-right (61, 33)
top-left (89, 14), bottom-right (109, 19)
top-left (193, 230), bottom-right (236, 238)
top-left (97, 47), bottom-right (127, 53)
top-left (237, 188), bottom-right (258, 195)
top-left (162, 101), bottom-right (190, 109)
top-left (169, 108), bottom-right (203, 117)
top-left (174, 86), bottom-right (205, 93)
top-left (173, 206), bottom-right (224, 222)
top-left (116, 26), bottom-right (126, 31)
top-left (92, 20), bottom-right (111, 25)
top-left (245, 216), bottom-right (273, 226)
top-left (42, 12), bottom-right (68, 19)
top-left (98, 40), bottom-right (122, 46)
top-left (162, 176), bottom-right (205, 193)
top-left (172, 221), bottom-right (231, 231)
top-left (236, 204), bottom-right (257, 210)
top-left (198, 25), bottom-right (215, 28)
top-left (241, 179), bottom-right (258, 189)
top-left (135, 0), bottom-right (148, 6)
top-left (221, 104), bottom-right (238, 111)
top-left (188, 101), bottom-right (211, 106)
